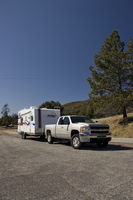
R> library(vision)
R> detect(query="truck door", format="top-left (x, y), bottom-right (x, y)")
top-left (55, 117), bottom-right (63, 138)
top-left (60, 117), bottom-right (70, 139)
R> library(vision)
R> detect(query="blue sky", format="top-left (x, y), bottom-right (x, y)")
top-left (0, 0), bottom-right (133, 116)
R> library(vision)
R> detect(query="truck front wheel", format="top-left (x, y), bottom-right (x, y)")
top-left (47, 132), bottom-right (53, 144)
top-left (71, 134), bottom-right (82, 149)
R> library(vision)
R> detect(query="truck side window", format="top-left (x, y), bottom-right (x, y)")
top-left (58, 117), bottom-right (63, 125)
top-left (64, 117), bottom-right (70, 125)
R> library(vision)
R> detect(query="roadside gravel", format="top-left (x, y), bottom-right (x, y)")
top-left (0, 133), bottom-right (133, 200)
top-left (3, 129), bottom-right (133, 143)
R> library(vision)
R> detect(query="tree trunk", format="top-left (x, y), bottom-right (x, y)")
top-left (123, 105), bottom-right (127, 119)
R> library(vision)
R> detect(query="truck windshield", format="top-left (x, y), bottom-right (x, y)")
top-left (70, 116), bottom-right (95, 123)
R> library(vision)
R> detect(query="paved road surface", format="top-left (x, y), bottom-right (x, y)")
top-left (0, 134), bottom-right (133, 200)
top-left (4, 130), bottom-right (133, 143)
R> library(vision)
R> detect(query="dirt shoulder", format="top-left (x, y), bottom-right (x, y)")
top-left (94, 113), bottom-right (133, 138)
top-left (1, 128), bottom-right (133, 147)
top-left (0, 127), bottom-right (19, 138)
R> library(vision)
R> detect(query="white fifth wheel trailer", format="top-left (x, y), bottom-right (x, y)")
top-left (18, 106), bottom-right (60, 139)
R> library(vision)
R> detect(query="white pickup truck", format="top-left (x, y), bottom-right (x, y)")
top-left (45, 115), bottom-right (111, 149)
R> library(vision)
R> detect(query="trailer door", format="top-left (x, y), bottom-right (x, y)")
top-left (30, 114), bottom-right (35, 134)
top-left (26, 113), bottom-right (31, 134)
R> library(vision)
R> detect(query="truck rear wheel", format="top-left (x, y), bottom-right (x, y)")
top-left (47, 132), bottom-right (53, 144)
top-left (71, 134), bottom-right (82, 149)
top-left (96, 141), bottom-right (108, 148)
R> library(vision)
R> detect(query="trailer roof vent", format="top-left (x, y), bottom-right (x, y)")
top-left (30, 106), bottom-right (37, 109)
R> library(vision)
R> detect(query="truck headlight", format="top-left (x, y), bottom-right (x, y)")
top-left (80, 126), bottom-right (90, 133)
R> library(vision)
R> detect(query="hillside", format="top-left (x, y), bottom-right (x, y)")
top-left (62, 100), bottom-right (90, 116)
top-left (95, 113), bottom-right (133, 138)
top-left (62, 100), bottom-right (133, 137)
top-left (62, 99), bottom-right (133, 118)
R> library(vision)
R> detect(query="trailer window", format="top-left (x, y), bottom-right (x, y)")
top-left (21, 118), bottom-right (23, 124)
top-left (31, 116), bottom-right (33, 121)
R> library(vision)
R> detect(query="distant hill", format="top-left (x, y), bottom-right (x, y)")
top-left (62, 99), bottom-right (90, 116)
top-left (95, 113), bottom-right (133, 138)
top-left (62, 99), bottom-right (133, 118)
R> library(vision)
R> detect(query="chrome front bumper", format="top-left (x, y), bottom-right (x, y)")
top-left (79, 132), bottom-right (112, 143)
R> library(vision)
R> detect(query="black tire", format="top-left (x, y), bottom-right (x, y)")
top-left (21, 132), bottom-right (23, 139)
top-left (96, 140), bottom-right (108, 148)
top-left (71, 134), bottom-right (82, 149)
top-left (22, 132), bottom-right (26, 139)
top-left (47, 132), bottom-right (53, 144)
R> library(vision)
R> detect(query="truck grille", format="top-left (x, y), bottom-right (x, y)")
top-left (91, 130), bottom-right (109, 134)
top-left (90, 125), bottom-right (109, 134)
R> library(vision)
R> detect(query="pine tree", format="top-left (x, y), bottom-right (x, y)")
top-left (87, 30), bottom-right (133, 119)
top-left (1, 104), bottom-right (10, 128)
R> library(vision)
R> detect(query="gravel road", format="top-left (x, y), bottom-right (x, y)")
top-left (0, 134), bottom-right (133, 200)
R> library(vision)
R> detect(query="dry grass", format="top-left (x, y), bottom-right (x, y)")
top-left (1, 115), bottom-right (133, 138)
top-left (95, 113), bottom-right (133, 138)
top-left (0, 126), bottom-right (19, 137)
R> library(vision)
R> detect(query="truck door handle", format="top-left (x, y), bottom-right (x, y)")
top-left (61, 127), bottom-right (63, 128)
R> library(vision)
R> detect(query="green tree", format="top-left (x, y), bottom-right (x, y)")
top-left (11, 114), bottom-right (18, 125)
top-left (39, 100), bottom-right (63, 114)
top-left (86, 100), bottom-right (94, 118)
top-left (87, 30), bottom-right (133, 119)
top-left (1, 104), bottom-right (10, 128)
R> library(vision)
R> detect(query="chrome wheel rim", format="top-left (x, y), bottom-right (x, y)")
top-left (73, 137), bottom-right (79, 147)
top-left (48, 134), bottom-right (51, 142)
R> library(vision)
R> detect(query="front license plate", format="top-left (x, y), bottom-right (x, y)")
top-left (97, 136), bottom-right (106, 138)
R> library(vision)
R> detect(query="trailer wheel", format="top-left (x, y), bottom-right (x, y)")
top-left (22, 133), bottom-right (26, 139)
top-left (47, 132), bottom-right (53, 144)
top-left (71, 134), bottom-right (82, 149)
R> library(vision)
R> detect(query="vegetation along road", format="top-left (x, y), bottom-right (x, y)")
top-left (0, 132), bottom-right (133, 200)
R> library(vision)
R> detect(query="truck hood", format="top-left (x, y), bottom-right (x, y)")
top-left (77, 122), bottom-right (109, 128)
top-left (77, 122), bottom-right (91, 126)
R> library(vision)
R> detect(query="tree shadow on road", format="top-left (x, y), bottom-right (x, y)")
top-left (52, 141), bottom-right (133, 151)
top-left (82, 142), bottom-right (133, 151)
top-left (25, 137), bottom-right (133, 151)
top-left (25, 137), bottom-right (47, 142)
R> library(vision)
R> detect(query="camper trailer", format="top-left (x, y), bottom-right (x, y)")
top-left (18, 106), bottom-right (60, 139)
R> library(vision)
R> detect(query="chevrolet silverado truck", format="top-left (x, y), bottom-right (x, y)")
top-left (45, 115), bottom-right (111, 149)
